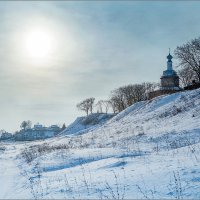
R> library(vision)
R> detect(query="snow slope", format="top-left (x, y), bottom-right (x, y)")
top-left (52, 88), bottom-right (200, 150)
top-left (0, 89), bottom-right (200, 199)
top-left (59, 113), bottom-right (115, 136)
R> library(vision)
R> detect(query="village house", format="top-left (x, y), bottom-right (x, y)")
top-left (14, 123), bottom-right (61, 141)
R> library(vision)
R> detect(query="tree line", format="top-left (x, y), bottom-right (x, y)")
top-left (77, 82), bottom-right (159, 115)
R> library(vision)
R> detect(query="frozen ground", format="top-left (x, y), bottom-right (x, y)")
top-left (0, 88), bottom-right (200, 199)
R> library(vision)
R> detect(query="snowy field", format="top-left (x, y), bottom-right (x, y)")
top-left (0, 88), bottom-right (200, 199)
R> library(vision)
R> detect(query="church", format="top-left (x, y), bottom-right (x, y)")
top-left (149, 51), bottom-right (182, 99)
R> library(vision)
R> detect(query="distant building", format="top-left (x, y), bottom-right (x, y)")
top-left (149, 51), bottom-right (182, 99)
top-left (0, 131), bottom-right (13, 140)
top-left (14, 123), bottom-right (61, 141)
top-left (34, 123), bottom-right (44, 130)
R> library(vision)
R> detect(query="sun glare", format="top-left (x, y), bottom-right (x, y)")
top-left (17, 23), bottom-right (75, 67)
top-left (24, 29), bottom-right (53, 59)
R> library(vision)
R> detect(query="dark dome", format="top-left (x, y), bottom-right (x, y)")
top-left (167, 53), bottom-right (173, 61)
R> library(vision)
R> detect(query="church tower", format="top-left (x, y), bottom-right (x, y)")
top-left (160, 51), bottom-right (181, 91)
top-left (148, 50), bottom-right (182, 99)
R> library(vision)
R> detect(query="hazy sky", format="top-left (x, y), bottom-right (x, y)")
top-left (1, 1), bottom-right (200, 132)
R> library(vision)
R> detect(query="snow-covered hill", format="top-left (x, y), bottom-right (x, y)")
top-left (0, 89), bottom-right (200, 199)
top-left (53, 88), bottom-right (200, 149)
top-left (59, 113), bottom-right (115, 136)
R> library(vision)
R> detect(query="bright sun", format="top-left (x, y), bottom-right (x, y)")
top-left (24, 29), bottom-right (53, 59)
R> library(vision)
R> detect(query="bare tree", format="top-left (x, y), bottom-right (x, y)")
top-left (89, 97), bottom-right (95, 114)
top-left (77, 97), bottom-right (95, 116)
top-left (132, 84), bottom-right (146, 102)
top-left (108, 99), bottom-right (118, 114)
top-left (102, 100), bottom-right (110, 113)
top-left (96, 100), bottom-right (104, 113)
top-left (96, 100), bottom-right (111, 113)
top-left (178, 66), bottom-right (198, 87)
top-left (174, 37), bottom-right (200, 81)
top-left (109, 85), bottom-right (136, 113)
top-left (110, 88), bottom-right (126, 113)
top-left (77, 100), bottom-right (90, 116)
top-left (109, 82), bottom-right (158, 113)
top-left (142, 82), bottom-right (159, 100)
top-left (20, 120), bottom-right (32, 131)
top-left (120, 85), bottom-right (136, 106)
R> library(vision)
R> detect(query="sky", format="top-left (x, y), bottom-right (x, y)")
top-left (1, 1), bottom-right (200, 132)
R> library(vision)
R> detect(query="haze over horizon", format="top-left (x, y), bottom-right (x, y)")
top-left (1, 1), bottom-right (200, 132)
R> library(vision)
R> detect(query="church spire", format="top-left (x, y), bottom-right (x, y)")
top-left (167, 49), bottom-right (173, 70)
